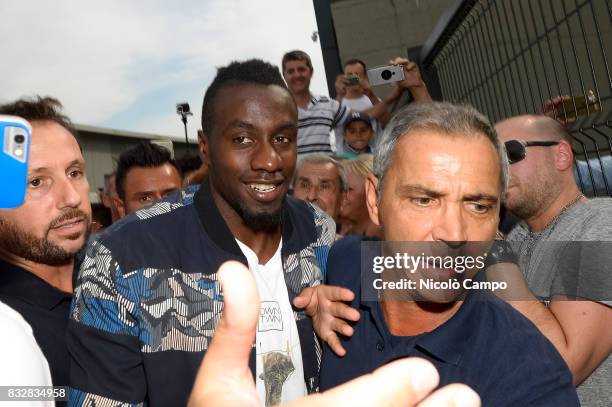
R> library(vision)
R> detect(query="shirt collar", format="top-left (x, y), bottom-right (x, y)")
top-left (412, 296), bottom-right (478, 365)
top-left (193, 179), bottom-right (316, 273)
top-left (343, 142), bottom-right (372, 155)
top-left (365, 294), bottom-right (477, 366)
top-left (0, 260), bottom-right (73, 310)
top-left (359, 242), bottom-right (477, 366)
top-left (309, 94), bottom-right (318, 107)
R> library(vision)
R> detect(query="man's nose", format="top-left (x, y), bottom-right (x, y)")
top-left (306, 185), bottom-right (319, 203)
top-left (251, 140), bottom-right (282, 173)
top-left (431, 203), bottom-right (468, 244)
top-left (55, 177), bottom-right (83, 209)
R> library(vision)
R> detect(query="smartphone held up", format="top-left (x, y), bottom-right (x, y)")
top-left (1, 115), bottom-right (31, 208)
top-left (367, 64), bottom-right (405, 87)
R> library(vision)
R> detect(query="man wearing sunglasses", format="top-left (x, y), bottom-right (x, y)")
top-left (496, 115), bottom-right (612, 407)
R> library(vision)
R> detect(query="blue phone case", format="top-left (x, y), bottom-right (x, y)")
top-left (0, 116), bottom-right (31, 209)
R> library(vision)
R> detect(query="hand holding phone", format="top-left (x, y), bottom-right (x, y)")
top-left (1, 115), bottom-right (30, 208)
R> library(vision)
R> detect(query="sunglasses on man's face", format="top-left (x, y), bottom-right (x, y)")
top-left (504, 140), bottom-right (560, 164)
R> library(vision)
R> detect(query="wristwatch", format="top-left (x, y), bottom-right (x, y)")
top-left (484, 240), bottom-right (519, 268)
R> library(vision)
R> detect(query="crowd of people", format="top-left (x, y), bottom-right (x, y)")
top-left (0, 49), bottom-right (610, 407)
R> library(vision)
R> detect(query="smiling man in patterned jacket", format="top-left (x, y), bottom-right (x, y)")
top-left (67, 59), bottom-right (336, 407)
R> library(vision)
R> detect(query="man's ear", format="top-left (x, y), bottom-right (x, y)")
top-left (113, 196), bottom-right (127, 219)
top-left (555, 139), bottom-right (574, 171)
top-left (339, 190), bottom-right (349, 215)
top-left (337, 190), bottom-right (348, 217)
top-left (198, 130), bottom-right (210, 167)
top-left (364, 174), bottom-right (381, 226)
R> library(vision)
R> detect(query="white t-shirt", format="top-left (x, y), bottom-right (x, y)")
top-left (235, 239), bottom-right (306, 406)
top-left (0, 301), bottom-right (54, 407)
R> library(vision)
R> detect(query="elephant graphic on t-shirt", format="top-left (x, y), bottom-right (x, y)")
top-left (259, 344), bottom-right (295, 407)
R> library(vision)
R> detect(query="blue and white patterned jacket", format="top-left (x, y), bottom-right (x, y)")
top-left (67, 180), bottom-right (335, 407)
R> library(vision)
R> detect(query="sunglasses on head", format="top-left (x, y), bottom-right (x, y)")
top-left (504, 140), bottom-right (560, 164)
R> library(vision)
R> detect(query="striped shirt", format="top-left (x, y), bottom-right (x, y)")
top-left (297, 95), bottom-right (350, 155)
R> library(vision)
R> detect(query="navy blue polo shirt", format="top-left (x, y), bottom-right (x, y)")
top-left (320, 236), bottom-right (579, 407)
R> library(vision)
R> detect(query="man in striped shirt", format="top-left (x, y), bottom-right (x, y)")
top-left (281, 50), bottom-right (409, 156)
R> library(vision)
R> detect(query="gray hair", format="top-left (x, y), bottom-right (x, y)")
top-left (293, 153), bottom-right (348, 192)
top-left (373, 102), bottom-right (509, 200)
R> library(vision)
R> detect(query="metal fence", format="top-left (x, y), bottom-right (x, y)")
top-left (420, 0), bottom-right (612, 196)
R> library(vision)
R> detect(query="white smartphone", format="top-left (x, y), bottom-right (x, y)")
top-left (367, 64), bottom-right (405, 86)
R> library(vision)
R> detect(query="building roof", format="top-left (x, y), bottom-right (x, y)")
top-left (74, 123), bottom-right (193, 144)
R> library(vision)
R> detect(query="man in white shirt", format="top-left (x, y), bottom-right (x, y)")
top-left (333, 58), bottom-right (432, 155)
top-left (0, 300), bottom-right (54, 407)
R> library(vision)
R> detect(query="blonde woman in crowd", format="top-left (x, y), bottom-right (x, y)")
top-left (340, 154), bottom-right (382, 237)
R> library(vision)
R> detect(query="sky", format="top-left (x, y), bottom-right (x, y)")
top-left (0, 0), bottom-right (329, 142)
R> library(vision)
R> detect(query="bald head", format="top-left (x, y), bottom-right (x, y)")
top-left (495, 115), bottom-right (577, 222)
top-left (496, 115), bottom-right (571, 144)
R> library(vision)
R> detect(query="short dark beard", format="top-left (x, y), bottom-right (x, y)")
top-left (233, 197), bottom-right (284, 232)
top-left (209, 169), bottom-right (286, 233)
top-left (0, 209), bottom-right (90, 266)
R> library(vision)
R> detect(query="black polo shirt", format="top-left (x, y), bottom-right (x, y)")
top-left (320, 236), bottom-right (579, 406)
top-left (0, 260), bottom-right (72, 387)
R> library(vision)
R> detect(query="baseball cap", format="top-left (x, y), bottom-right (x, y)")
top-left (344, 112), bottom-right (372, 129)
